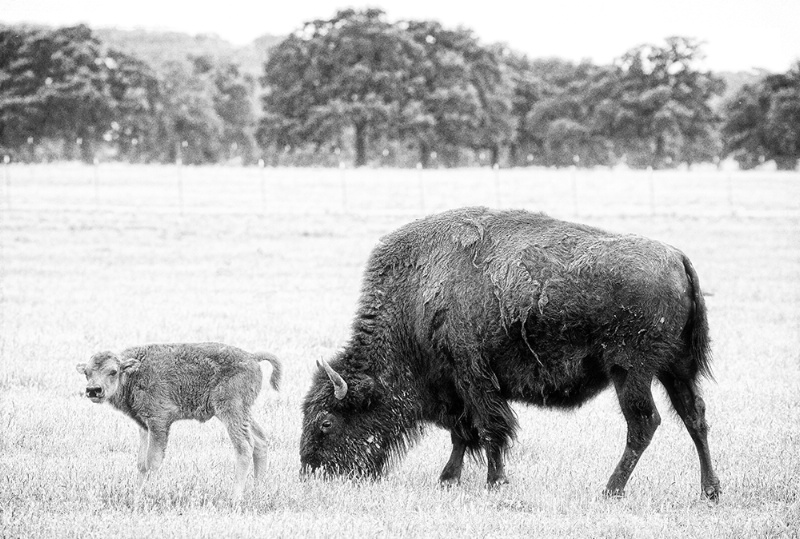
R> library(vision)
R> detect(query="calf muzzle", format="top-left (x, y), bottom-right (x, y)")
top-left (86, 386), bottom-right (104, 401)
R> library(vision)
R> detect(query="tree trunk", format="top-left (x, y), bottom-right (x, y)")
top-left (419, 140), bottom-right (430, 169)
top-left (354, 123), bottom-right (367, 167)
top-left (80, 137), bottom-right (94, 164)
top-left (653, 135), bottom-right (664, 169)
top-left (490, 143), bottom-right (500, 168)
top-left (508, 143), bottom-right (518, 167)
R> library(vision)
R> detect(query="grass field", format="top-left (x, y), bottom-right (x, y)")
top-left (1, 164), bottom-right (799, 538)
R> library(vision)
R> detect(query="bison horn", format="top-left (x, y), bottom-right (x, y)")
top-left (317, 358), bottom-right (348, 400)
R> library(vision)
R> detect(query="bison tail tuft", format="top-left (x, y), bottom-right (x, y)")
top-left (682, 255), bottom-right (713, 381)
top-left (256, 352), bottom-right (283, 390)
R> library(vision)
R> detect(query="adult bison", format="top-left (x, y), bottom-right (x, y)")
top-left (300, 207), bottom-right (720, 500)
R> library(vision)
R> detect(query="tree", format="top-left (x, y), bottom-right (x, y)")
top-left (261, 9), bottom-right (421, 167)
top-left (212, 61), bottom-right (259, 164)
top-left (104, 48), bottom-right (162, 162)
top-left (467, 43), bottom-right (515, 166)
top-left (0, 25), bottom-right (161, 162)
top-left (399, 21), bottom-right (482, 167)
top-left (599, 37), bottom-right (724, 169)
top-left (722, 62), bottom-right (800, 170)
top-left (507, 56), bottom-right (613, 167)
top-left (158, 59), bottom-right (224, 164)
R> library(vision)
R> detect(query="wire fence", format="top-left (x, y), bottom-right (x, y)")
top-left (1, 162), bottom-right (798, 219)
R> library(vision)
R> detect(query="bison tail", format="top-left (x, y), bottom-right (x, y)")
top-left (256, 352), bottom-right (283, 390)
top-left (682, 255), bottom-right (713, 381)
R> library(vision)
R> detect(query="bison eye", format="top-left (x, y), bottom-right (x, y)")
top-left (109, 369), bottom-right (118, 376)
top-left (320, 419), bottom-right (333, 433)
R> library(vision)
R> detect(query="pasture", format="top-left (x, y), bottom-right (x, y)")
top-left (1, 164), bottom-right (798, 538)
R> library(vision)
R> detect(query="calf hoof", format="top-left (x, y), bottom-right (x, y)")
top-left (703, 484), bottom-right (721, 502)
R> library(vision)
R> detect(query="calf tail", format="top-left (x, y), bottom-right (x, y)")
top-left (256, 352), bottom-right (282, 390)
top-left (682, 254), bottom-right (713, 380)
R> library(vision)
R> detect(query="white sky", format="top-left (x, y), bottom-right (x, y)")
top-left (2, 0), bottom-right (799, 72)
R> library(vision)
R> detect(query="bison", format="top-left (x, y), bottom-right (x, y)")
top-left (76, 342), bottom-right (281, 499)
top-left (300, 207), bottom-right (720, 500)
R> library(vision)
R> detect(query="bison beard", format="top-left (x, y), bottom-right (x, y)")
top-left (300, 207), bottom-right (721, 500)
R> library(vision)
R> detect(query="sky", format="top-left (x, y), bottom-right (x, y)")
top-left (2, 0), bottom-right (799, 73)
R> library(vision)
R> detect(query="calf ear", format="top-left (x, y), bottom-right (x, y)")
top-left (76, 363), bottom-right (87, 375)
top-left (120, 358), bottom-right (140, 373)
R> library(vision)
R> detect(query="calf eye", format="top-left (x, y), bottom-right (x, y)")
top-left (321, 419), bottom-right (333, 433)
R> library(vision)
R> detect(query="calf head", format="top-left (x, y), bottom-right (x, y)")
top-left (76, 351), bottom-right (139, 404)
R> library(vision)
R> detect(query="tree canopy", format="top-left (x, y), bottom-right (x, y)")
top-left (722, 61), bottom-right (800, 170)
top-left (1, 17), bottom-right (796, 170)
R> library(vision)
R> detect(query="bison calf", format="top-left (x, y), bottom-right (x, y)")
top-left (76, 342), bottom-right (281, 500)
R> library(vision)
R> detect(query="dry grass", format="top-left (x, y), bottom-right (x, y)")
top-left (1, 164), bottom-right (799, 538)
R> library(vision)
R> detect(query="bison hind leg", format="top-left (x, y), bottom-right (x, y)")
top-left (657, 371), bottom-right (721, 501)
top-left (604, 366), bottom-right (661, 498)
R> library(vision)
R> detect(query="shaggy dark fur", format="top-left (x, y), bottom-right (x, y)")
top-left (300, 207), bottom-right (720, 500)
top-left (77, 342), bottom-right (281, 499)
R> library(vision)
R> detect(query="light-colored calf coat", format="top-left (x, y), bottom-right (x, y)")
top-left (76, 342), bottom-right (281, 499)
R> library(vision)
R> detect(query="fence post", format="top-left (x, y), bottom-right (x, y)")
top-left (339, 161), bottom-right (348, 213)
top-left (93, 158), bottom-right (100, 206)
top-left (493, 163), bottom-right (501, 208)
top-left (3, 156), bottom-right (9, 209)
top-left (258, 158), bottom-right (266, 214)
top-left (417, 162), bottom-right (425, 212)
top-left (176, 158), bottom-right (184, 215)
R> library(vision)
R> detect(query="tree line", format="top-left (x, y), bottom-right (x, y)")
top-left (1, 10), bottom-right (799, 170)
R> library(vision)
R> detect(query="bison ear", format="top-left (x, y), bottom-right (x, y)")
top-left (76, 363), bottom-right (87, 375)
top-left (350, 376), bottom-right (378, 409)
top-left (120, 358), bottom-right (140, 374)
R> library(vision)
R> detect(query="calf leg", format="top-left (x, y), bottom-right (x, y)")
top-left (605, 367), bottom-right (661, 497)
top-left (658, 372), bottom-right (721, 501)
top-left (136, 427), bottom-right (149, 487)
top-left (250, 418), bottom-right (269, 482)
top-left (144, 421), bottom-right (171, 478)
top-left (218, 411), bottom-right (254, 501)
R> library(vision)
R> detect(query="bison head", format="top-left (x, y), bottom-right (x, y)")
top-left (76, 351), bottom-right (139, 403)
top-left (300, 357), bottom-right (418, 479)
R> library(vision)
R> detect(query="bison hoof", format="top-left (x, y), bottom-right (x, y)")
top-left (703, 484), bottom-right (721, 502)
top-left (439, 476), bottom-right (461, 488)
top-left (603, 488), bottom-right (625, 499)
top-left (487, 475), bottom-right (509, 489)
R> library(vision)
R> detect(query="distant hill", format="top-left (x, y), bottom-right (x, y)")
top-left (94, 27), bottom-right (283, 77)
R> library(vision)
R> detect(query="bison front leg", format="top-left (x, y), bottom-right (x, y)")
top-left (486, 445), bottom-right (509, 487)
top-left (439, 432), bottom-right (469, 486)
top-left (605, 368), bottom-right (660, 497)
top-left (451, 351), bottom-right (517, 487)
